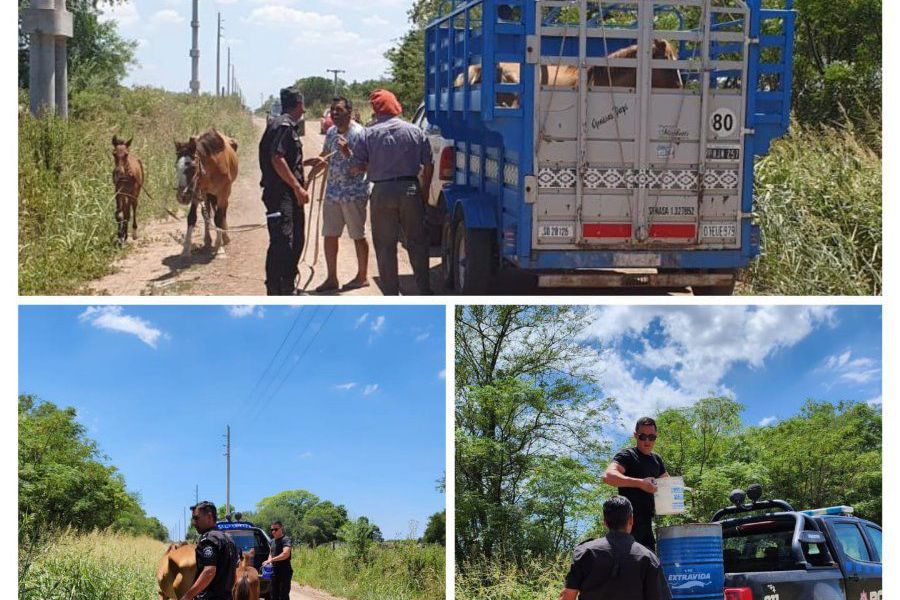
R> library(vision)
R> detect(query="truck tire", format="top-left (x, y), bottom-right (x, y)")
top-left (453, 217), bottom-right (493, 294)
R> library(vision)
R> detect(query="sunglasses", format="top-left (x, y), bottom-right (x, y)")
top-left (636, 433), bottom-right (658, 441)
top-left (270, 527), bottom-right (280, 532)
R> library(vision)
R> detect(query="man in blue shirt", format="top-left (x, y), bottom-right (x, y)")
top-left (306, 96), bottom-right (369, 293)
top-left (352, 89), bottom-right (434, 295)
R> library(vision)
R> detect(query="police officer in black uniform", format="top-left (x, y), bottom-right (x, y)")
top-left (263, 520), bottom-right (293, 600)
top-left (179, 501), bottom-right (238, 600)
top-left (559, 496), bottom-right (671, 600)
top-left (259, 86), bottom-right (309, 295)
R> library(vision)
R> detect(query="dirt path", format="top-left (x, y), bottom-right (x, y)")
top-left (91, 117), bottom-right (436, 296)
top-left (290, 581), bottom-right (348, 600)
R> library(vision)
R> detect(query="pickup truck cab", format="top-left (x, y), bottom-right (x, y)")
top-left (712, 498), bottom-right (881, 600)
top-left (216, 519), bottom-right (274, 599)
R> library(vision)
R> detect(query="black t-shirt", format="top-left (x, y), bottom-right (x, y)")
top-left (564, 532), bottom-right (671, 600)
top-left (613, 447), bottom-right (667, 532)
top-left (195, 529), bottom-right (238, 600)
top-left (259, 113), bottom-right (304, 195)
top-left (271, 534), bottom-right (293, 573)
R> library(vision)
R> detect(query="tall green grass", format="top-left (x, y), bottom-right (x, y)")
top-left (456, 556), bottom-right (569, 600)
top-left (293, 542), bottom-right (445, 600)
top-left (742, 122), bottom-right (882, 295)
top-left (19, 529), bottom-right (166, 600)
top-left (19, 87), bottom-right (255, 295)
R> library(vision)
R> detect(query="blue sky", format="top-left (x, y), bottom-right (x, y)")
top-left (576, 305), bottom-right (882, 441)
top-left (99, 0), bottom-right (414, 109)
top-left (19, 305), bottom-right (446, 541)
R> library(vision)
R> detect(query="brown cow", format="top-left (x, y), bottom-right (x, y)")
top-left (233, 550), bottom-right (260, 600)
top-left (174, 129), bottom-right (239, 257)
top-left (111, 135), bottom-right (144, 244)
top-left (157, 543), bottom-right (196, 600)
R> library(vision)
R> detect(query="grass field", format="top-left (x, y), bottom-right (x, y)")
top-left (293, 542), bottom-right (445, 600)
top-left (18, 87), bottom-right (255, 295)
top-left (742, 122), bottom-right (882, 295)
top-left (455, 556), bottom-right (569, 600)
top-left (19, 529), bottom-right (166, 600)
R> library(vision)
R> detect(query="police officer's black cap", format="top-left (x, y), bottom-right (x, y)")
top-left (280, 86), bottom-right (304, 111)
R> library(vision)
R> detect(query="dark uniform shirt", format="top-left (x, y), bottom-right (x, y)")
top-left (259, 113), bottom-right (304, 196)
top-left (195, 529), bottom-right (238, 600)
top-left (564, 531), bottom-right (671, 600)
top-left (271, 535), bottom-right (293, 574)
top-left (613, 447), bottom-right (667, 546)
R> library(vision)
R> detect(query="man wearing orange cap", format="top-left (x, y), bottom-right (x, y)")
top-left (351, 89), bottom-right (434, 295)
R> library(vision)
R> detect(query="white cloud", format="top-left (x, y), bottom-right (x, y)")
top-left (415, 331), bottom-right (430, 342)
top-left (362, 15), bottom-right (390, 27)
top-left (78, 306), bottom-right (165, 349)
top-left (354, 312), bottom-right (369, 329)
top-left (151, 9), bottom-right (184, 25)
top-left (246, 6), bottom-right (343, 29)
top-left (363, 384), bottom-right (379, 396)
top-left (298, 451), bottom-right (314, 459)
top-left (580, 306), bottom-right (835, 428)
top-left (759, 416), bottom-right (777, 426)
top-left (98, 3), bottom-right (139, 27)
top-left (226, 305), bottom-right (264, 318)
top-left (820, 350), bottom-right (881, 385)
top-left (371, 316), bottom-right (385, 333)
top-left (335, 382), bottom-right (357, 391)
top-left (866, 396), bottom-right (883, 408)
top-left (438, 369), bottom-right (446, 380)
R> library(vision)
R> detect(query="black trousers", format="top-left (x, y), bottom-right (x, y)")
top-left (271, 569), bottom-right (293, 600)
top-left (632, 518), bottom-right (656, 552)
top-left (263, 191), bottom-right (305, 296)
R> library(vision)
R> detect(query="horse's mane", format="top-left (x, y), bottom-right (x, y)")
top-left (195, 130), bottom-right (226, 157)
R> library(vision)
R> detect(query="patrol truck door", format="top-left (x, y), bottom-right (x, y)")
top-left (532, 0), bottom-right (749, 254)
top-left (826, 520), bottom-right (882, 600)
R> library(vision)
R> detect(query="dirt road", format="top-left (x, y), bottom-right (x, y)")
top-left (91, 117), bottom-right (438, 296)
top-left (290, 581), bottom-right (347, 600)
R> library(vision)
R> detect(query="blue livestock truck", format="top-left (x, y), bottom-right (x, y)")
top-left (424, 0), bottom-right (795, 293)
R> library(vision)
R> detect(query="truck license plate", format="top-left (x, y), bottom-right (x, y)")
top-left (539, 225), bottom-right (572, 238)
top-left (701, 222), bottom-right (737, 239)
top-left (706, 146), bottom-right (740, 161)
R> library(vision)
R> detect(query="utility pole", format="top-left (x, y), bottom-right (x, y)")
top-left (216, 13), bottom-right (223, 97)
top-left (224, 425), bottom-right (231, 518)
top-left (195, 484), bottom-right (199, 504)
top-left (326, 69), bottom-right (345, 96)
top-left (22, 0), bottom-right (73, 116)
top-left (226, 48), bottom-right (231, 96)
top-left (189, 0), bottom-right (199, 95)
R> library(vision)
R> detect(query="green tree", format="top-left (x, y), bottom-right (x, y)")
top-left (422, 510), bottom-right (445, 545)
top-left (294, 76), bottom-right (341, 112)
top-left (338, 517), bottom-right (379, 562)
top-left (301, 501), bottom-right (349, 546)
top-left (253, 489), bottom-right (321, 542)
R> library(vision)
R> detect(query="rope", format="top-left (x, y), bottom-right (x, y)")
top-left (296, 162), bottom-right (329, 291)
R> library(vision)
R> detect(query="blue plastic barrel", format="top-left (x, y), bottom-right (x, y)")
top-left (658, 524), bottom-right (724, 600)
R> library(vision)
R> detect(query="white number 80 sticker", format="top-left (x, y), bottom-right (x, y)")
top-left (709, 108), bottom-right (737, 137)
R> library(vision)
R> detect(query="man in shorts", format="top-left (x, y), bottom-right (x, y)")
top-left (306, 96), bottom-right (369, 292)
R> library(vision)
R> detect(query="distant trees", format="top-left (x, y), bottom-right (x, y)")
top-left (422, 510), bottom-right (445, 546)
top-left (18, 394), bottom-right (167, 542)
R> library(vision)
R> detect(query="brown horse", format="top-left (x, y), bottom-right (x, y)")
top-left (588, 39), bottom-right (682, 88)
top-left (232, 550), bottom-right (260, 600)
top-left (174, 129), bottom-right (239, 257)
top-left (157, 543), bottom-right (196, 600)
top-left (111, 135), bottom-right (144, 244)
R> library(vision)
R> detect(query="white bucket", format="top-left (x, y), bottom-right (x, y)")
top-left (654, 476), bottom-right (686, 515)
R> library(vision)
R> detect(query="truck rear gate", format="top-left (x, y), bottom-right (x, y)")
top-left (425, 0), bottom-right (794, 288)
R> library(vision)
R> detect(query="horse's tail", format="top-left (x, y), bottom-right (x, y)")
top-left (234, 574), bottom-right (250, 600)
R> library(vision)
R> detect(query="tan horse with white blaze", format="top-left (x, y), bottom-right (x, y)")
top-left (175, 129), bottom-right (239, 257)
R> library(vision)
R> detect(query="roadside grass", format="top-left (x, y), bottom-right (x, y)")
top-left (293, 542), bottom-right (445, 600)
top-left (19, 529), bottom-right (166, 600)
top-left (18, 87), bottom-right (255, 295)
top-left (742, 121), bottom-right (882, 295)
top-left (455, 556), bottom-right (569, 600)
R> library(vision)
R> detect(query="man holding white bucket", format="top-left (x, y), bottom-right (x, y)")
top-left (603, 417), bottom-right (669, 551)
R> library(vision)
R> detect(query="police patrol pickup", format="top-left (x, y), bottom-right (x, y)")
top-left (217, 516), bottom-right (274, 599)
top-left (712, 485), bottom-right (882, 600)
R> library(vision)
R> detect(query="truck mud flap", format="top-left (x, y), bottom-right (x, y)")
top-left (537, 270), bottom-right (733, 289)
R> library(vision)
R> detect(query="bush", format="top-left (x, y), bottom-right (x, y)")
top-left (742, 121), bottom-right (881, 295)
top-left (456, 555), bottom-right (570, 600)
top-left (293, 542), bottom-right (445, 600)
top-left (18, 87), bottom-right (254, 295)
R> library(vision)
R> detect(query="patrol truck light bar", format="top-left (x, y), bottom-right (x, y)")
top-left (800, 506), bottom-right (854, 517)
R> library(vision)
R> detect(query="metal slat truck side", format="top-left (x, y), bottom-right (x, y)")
top-left (425, 0), bottom-right (795, 294)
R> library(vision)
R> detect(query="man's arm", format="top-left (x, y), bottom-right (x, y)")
top-left (558, 588), bottom-right (579, 600)
top-left (603, 461), bottom-right (658, 494)
top-left (271, 154), bottom-right (309, 205)
top-left (179, 565), bottom-right (215, 600)
top-left (264, 545), bottom-right (292, 565)
top-left (419, 163), bottom-right (434, 203)
top-left (644, 559), bottom-right (672, 600)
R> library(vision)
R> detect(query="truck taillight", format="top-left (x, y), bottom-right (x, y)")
top-left (439, 147), bottom-right (455, 180)
top-left (725, 588), bottom-right (753, 600)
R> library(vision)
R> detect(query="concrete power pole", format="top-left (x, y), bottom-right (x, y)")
top-left (326, 69), bottom-right (346, 96)
top-left (22, 0), bottom-right (73, 117)
top-left (216, 13), bottom-right (223, 97)
top-left (224, 425), bottom-right (231, 518)
top-left (189, 0), bottom-right (200, 95)
top-left (226, 48), bottom-right (231, 96)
